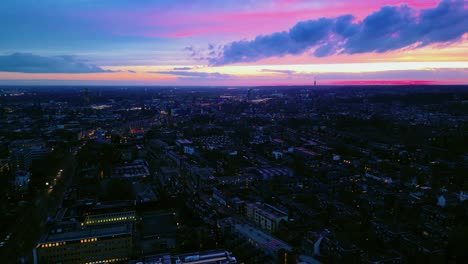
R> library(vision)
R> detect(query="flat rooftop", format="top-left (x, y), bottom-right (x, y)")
top-left (113, 164), bottom-right (150, 178)
top-left (140, 250), bottom-right (237, 264)
top-left (248, 203), bottom-right (288, 220)
top-left (92, 200), bottom-right (135, 210)
top-left (40, 223), bottom-right (132, 244)
top-left (235, 224), bottom-right (292, 253)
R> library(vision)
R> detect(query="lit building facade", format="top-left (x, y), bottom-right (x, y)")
top-left (81, 201), bottom-right (136, 227)
top-left (33, 223), bottom-right (133, 264)
top-left (83, 211), bottom-right (136, 227)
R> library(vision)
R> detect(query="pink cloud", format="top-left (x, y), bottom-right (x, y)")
top-left (326, 79), bottom-right (437, 85)
top-left (73, 0), bottom-right (441, 39)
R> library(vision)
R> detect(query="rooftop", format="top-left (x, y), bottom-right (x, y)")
top-left (39, 223), bottom-right (132, 244)
top-left (235, 224), bottom-right (292, 253)
top-left (248, 203), bottom-right (288, 220)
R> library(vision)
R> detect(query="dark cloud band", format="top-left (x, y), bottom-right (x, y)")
top-left (147, 70), bottom-right (232, 79)
top-left (210, 0), bottom-right (467, 65)
top-left (173, 67), bottom-right (193, 70)
top-left (0, 53), bottom-right (114, 73)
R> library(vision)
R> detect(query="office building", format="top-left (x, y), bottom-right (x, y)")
top-left (246, 203), bottom-right (288, 233)
top-left (139, 250), bottom-right (237, 264)
top-left (82, 201), bottom-right (136, 227)
top-left (34, 223), bottom-right (133, 264)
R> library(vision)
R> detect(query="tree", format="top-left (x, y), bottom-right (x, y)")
top-left (447, 224), bottom-right (468, 261)
top-left (101, 178), bottom-right (134, 201)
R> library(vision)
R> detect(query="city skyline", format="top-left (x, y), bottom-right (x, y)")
top-left (0, 0), bottom-right (467, 86)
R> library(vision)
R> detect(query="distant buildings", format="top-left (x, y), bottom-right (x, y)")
top-left (1, 86), bottom-right (465, 263)
top-left (255, 167), bottom-right (294, 181)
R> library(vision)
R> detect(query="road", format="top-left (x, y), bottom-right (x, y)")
top-left (0, 151), bottom-right (77, 263)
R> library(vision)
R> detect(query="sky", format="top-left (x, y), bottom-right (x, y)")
top-left (0, 0), bottom-right (466, 86)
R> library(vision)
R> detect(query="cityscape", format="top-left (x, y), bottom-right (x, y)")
top-left (0, 0), bottom-right (467, 263)
top-left (0, 85), bottom-right (467, 263)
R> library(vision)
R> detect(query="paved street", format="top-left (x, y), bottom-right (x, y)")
top-left (0, 152), bottom-right (77, 263)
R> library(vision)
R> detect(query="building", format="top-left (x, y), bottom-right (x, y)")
top-left (176, 139), bottom-right (192, 147)
top-left (9, 149), bottom-right (27, 171)
top-left (139, 250), bottom-right (237, 264)
top-left (9, 139), bottom-right (47, 170)
top-left (33, 223), bottom-right (133, 264)
top-left (272, 151), bottom-right (283, 160)
top-left (176, 250), bottom-right (237, 264)
top-left (25, 145), bottom-right (50, 168)
top-left (246, 203), bottom-right (288, 233)
top-left (255, 167), bottom-right (294, 181)
top-left (212, 188), bottom-right (228, 206)
top-left (82, 201), bottom-right (136, 227)
top-left (112, 161), bottom-right (150, 179)
top-left (234, 223), bottom-right (292, 261)
top-left (14, 170), bottom-right (30, 190)
top-left (9, 145), bottom-right (50, 171)
top-left (184, 145), bottom-right (195, 155)
top-left (188, 166), bottom-right (216, 191)
top-left (9, 139), bottom-right (45, 151)
top-left (83, 210), bottom-right (135, 227)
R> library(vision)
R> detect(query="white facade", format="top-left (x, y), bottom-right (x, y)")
top-left (184, 146), bottom-right (195, 155)
top-left (272, 151), bottom-right (283, 160)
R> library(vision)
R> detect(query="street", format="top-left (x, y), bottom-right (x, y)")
top-left (0, 151), bottom-right (77, 263)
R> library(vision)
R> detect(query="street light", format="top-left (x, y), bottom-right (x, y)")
top-left (45, 182), bottom-right (49, 186)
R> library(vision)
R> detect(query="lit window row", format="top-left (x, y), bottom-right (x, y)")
top-left (86, 212), bottom-right (135, 220)
top-left (84, 216), bottom-right (135, 225)
top-left (85, 257), bottom-right (127, 264)
top-left (80, 238), bottom-right (98, 243)
top-left (40, 241), bottom-right (66, 248)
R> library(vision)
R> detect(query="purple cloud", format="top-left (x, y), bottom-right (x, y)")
top-left (260, 69), bottom-right (295, 74)
top-left (173, 67), bottom-right (192, 70)
top-left (306, 68), bottom-right (468, 81)
top-left (0, 53), bottom-right (114, 73)
top-left (147, 70), bottom-right (232, 79)
top-left (210, 0), bottom-right (467, 65)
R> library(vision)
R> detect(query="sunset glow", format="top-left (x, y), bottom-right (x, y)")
top-left (0, 0), bottom-right (466, 85)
